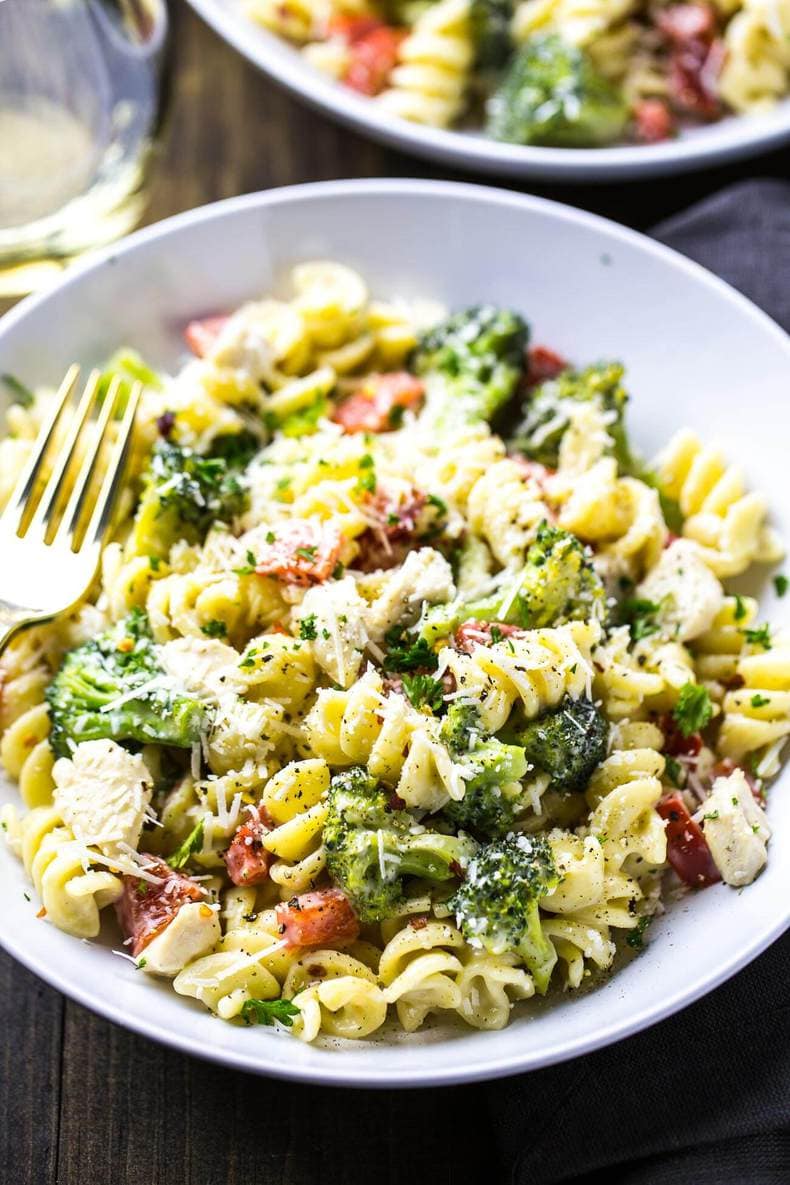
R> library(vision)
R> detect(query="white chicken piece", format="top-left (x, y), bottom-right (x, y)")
top-left (158, 637), bottom-right (250, 701)
top-left (294, 575), bottom-right (368, 688)
top-left (53, 740), bottom-right (152, 857)
top-left (637, 539), bottom-right (724, 642)
top-left (141, 902), bottom-right (221, 978)
top-left (697, 769), bottom-right (771, 887)
top-left (206, 299), bottom-right (303, 384)
top-left (363, 547), bottom-right (456, 643)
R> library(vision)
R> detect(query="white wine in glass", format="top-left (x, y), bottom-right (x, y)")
top-left (0, 0), bottom-right (170, 296)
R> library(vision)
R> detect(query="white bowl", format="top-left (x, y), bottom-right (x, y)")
top-left (0, 180), bottom-right (788, 1086)
top-left (187, 0), bottom-right (790, 182)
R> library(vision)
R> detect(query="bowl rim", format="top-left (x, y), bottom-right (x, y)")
top-left (185, 0), bottom-right (790, 182)
top-left (0, 178), bottom-right (788, 1086)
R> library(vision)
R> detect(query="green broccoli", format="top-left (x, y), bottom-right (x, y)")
top-left (440, 703), bottom-right (531, 837)
top-left (97, 349), bottom-right (163, 409)
top-left (131, 435), bottom-right (257, 558)
top-left (46, 609), bottom-right (205, 758)
top-left (413, 305), bottom-right (529, 433)
top-left (471, 0), bottom-right (514, 69)
top-left (510, 360), bottom-right (637, 472)
top-left (486, 35), bottom-right (629, 147)
top-left (419, 522), bottom-right (605, 642)
top-left (449, 833), bottom-right (559, 992)
top-left (323, 767), bottom-right (477, 922)
top-left (511, 696), bottom-right (609, 793)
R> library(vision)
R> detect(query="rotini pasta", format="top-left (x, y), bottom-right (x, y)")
top-left (2, 260), bottom-right (786, 1048)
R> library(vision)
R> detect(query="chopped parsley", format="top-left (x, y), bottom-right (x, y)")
top-left (427, 493), bottom-right (447, 516)
top-left (356, 453), bottom-right (376, 495)
top-left (1, 372), bottom-right (35, 408)
top-left (234, 549), bottom-right (258, 576)
top-left (774, 574), bottom-right (788, 598)
top-left (743, 623), bottom-right (772, 650)
top-left (733, 594), bottom-right (748, 622)
top-left (620, 597), bottom-right (663, 642)
top-left (240, 997), bottom-right (300, 1027)
top-left (148, 555), bottom-right (161, 572)
top-left (626, 915), bottom-right (650, 951)
top-left (750, 694), bottom-right (771, 708)
top-left (664, 755), bottom-right (683, 788)
top-left (201, 620), bottom-right (228, 639)
top-left (672, 682), bottom-right (713, 737)
top-left (383, 625), bottom-right (438, 673)
top-left (137, 957), bottom-right (148, 969)
top-left (167, 819), bottom-right (204, 870)
top-left (298, 614), bottom-right (318, 641)
top-left (401, 673), bottom-right (444, 713)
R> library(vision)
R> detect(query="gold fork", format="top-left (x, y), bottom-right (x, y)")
top-left (0, 365), bottom-right (140, 656)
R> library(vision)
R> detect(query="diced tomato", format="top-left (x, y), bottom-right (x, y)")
top-left (276, 888), bottom-right (360, 948)
top-left (657, 793), bottom-right (721, 887)
top-left (328, 15), bottom-right (384, 41)
top-left (344, 24), bottom-right (405, 96)
top-left (254, 520), bottom-right (344, 587)
top-left (224, 804), bottom-right (274, 886)
top-left (661, 714), bottom-right (703, 758)
top-left (115, 858), bottom-right (205, 957)
top-left (657, 2), bottom-right (716, 43)
top-left (355, 486), bottom-right (427, 571)
top-left (654, 5), bottom-right (723, 118)
top-left (633, 98), bottom-right (676, 144)
top-left (183, 315), bottom-right (229, 358)
top-left (668, 40), bottom-right (723, 117)
top-left (332, 372), bottom-right (425, 435)
top-left (454, 620), bottom-right (526, 654)
top-left (526, 344), bottom-right (568, 388)
top-left (508, 455), bottom-right (556, 494)
top-left (664, 531), bottom-right (680, 548)
top-left (711, 758), bottom-right (764, 804)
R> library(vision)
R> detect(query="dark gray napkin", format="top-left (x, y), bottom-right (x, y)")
top-left (487, 179), bottom-right (790, 1185)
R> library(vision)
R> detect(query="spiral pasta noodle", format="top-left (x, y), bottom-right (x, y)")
top-left (378, 0), bottom-right (473, 128)
top-left (654, 429), bottom-right (783, 577)
top-left (2, 259), bottom-right (787, 1048)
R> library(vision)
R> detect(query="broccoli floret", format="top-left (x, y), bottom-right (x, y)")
top-left (46, 609), bottom-right (205, 758)
top-left (324, 767), bottom-right (477, 922)
top-left (512, 696), bottom-right (609, 793)
top-left (420, 522), bottom-right (605, 642)
top-left (510, 360), bottom-right (637, 472)
top-left (413, 305), bottom-right (529, 433)
top-left (132, 435), bottom-right (257, 558)
top-left (97, 349), bottom-right (163, 408)
top-left (440, 704), bottom-right (530, 837)
top-left (449, 833), bottom-right (559, 992)
top-left (486, 35), bottom-right (629, 147)
top-left (471, 0), bottom-right (514, 69)
top-left (474, 522), bottom-right (605, 629)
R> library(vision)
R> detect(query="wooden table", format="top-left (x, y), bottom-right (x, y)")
top-left (1, 4), bottom-right (789, 1182)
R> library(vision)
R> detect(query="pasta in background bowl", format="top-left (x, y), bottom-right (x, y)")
top-left (185, 0), bottom-right (790, 179)
top-left (0, 180), bottom-right (788, 1085)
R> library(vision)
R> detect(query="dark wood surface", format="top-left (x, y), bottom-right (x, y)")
top-left (2, 3), bottom-right (789, 1182)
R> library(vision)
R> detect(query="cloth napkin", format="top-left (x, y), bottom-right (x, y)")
top-left (486, 178), bottom-right (790, 1185)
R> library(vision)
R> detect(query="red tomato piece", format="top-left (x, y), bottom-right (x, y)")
top-left (328, 15), bottom-right (383, 41)
top-left (633, 98), bottom-right (676, 143)
top-left (355, 487), bottom-right (428, 571)
top-left (454, 620), bottom-right (526, 654)
top-left (183, 315), bottom-right (229, 358)
top-left (276, 888), bottom-right (360, 948)
top-left (224, 804), bottom-right (274, 886)
top-left (656, 793), bottom-right (721, 888)
top-left (333, 372), bottom-right (425, 435)
top-left (115, 858), bottom-right (206, 957)
top-left (526, 344), bottom-right (568, 387)
top-left (657, 2), bottom-right (716, 43)
top-left (661, 714), bottom-right (704, 758)
top-left (254, 520), bottom-right (344, 587)
top-left (344, 25), bottom-right (405, 96)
